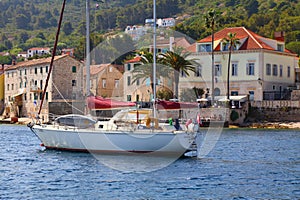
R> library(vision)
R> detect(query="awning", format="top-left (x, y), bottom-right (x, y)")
top-left (87, 96), bottom-right (136, 110)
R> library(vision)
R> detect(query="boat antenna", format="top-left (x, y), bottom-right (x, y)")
top-left (38, 0), bottom-right (66, 116)
top-left (153, 0), bottom-right (157, 119)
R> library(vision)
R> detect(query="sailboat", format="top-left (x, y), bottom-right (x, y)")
top-left (28, 0), bottom-right (199, 155)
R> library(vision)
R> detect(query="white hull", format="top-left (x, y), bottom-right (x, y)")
top-left (30, 124), bottom-right (195, 154)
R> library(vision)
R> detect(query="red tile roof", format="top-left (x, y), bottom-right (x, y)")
top-left (198, 27), bottom-right (289, 52)
top-left (6, 55), bottom-right (68, 70)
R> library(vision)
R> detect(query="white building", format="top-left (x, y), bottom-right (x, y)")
top-left (27, 47), bottom-right (50, 58)
top-left (185, 27), bottom-right (299, 101)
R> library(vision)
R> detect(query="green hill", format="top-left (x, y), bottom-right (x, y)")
top-left (0, 0), bottom-right (299, 63)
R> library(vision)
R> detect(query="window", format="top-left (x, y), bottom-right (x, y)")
top-left (195, 65), bottom-right (202, 77)
top-left (40, 80), bottom-right (43, 89)
top-left (46, 92), bottom-right (48, 100)
top-left (20, 70), bottom-right (22, 76)
top-left (102, 79), bottom-right (106, 88)
top-left (127, 76), bottom-right (131, 86)
top-left (34, 93), bottom-right (38, 100)
top-left (40, 93), bottom-right (43, 100)
top-left (109, 66), bottom-right (113, 72)
top-left (72, 66), bottom-right (76, 73)
top-left (198, 44), bottom-right (212, 52)
top-left (272, 64), bottom-right (278, 76)
top-left (35, 68), bottom-right (37, 74)
top-left (72, 80), bottom-right (76, 86)
top-left (215, 64), bottom-right (222, 76)
top-left (46, 66), bottom-right (48, 73)
top-left (24, 69), bottom-right (27, 75)
top-left (277, 44), bottom-right (284, 52)
top-left (127, 64), bottom-right (131, 71)
top-left (40, 67), bottom-right (43, 74)
top-left (114, 79), bottom-right (119, 88)
top-left (266, 64), bottom-right (271, 76)
top-left (20, 82), bottom-right (22, 89)
top-left (231, 91), bottom-right (238, 96)
top-left (279, 65), bottom-right (283, 77)
top-left (222, 43), bottom-right (229, 51)
top-left (232, 63), bottom-right (238, 76)
top-left (7, 84), bottom-right (9, 91)
top-left (136, 95), bottom-right (139, 102)
top-left (24, 93), bottom-right (27, 101)
top-left (11, 84), bottom-right (14, 90)
top-left (7, 73), bottom-right (9, 78)
top-left (34, 80), bottom-right (37, 86)
top-left (24, 82), bottom-right (27, 88)
top-left (127, 95), bottom-right (131, 101)
top-left (287, 66), bottom-right (291, 77)
top-left (246, 63), bottom-right (255, 75)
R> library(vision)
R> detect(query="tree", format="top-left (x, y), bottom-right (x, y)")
top-left (205, 9), bottom-right (220, 106)
top-left (222, 32), bottom-right (240, 100)
top-left (63, 22), bottom-right (74, 36)
top-left (159, 46), bottom-right (197, 99)
top-left (131, 51), bottom-right (171, 95)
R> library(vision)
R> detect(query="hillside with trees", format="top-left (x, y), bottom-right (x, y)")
top-left (0, 0), bottom-right (299, 64)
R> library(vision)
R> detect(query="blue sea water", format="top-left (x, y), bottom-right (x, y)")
top-left (0, 124), bottom-right (299, 199)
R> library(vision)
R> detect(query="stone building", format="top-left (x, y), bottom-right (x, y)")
top-left (88, 64), bottom-right (124, 100)
top-left (4, 55), bottom-right (83, 121)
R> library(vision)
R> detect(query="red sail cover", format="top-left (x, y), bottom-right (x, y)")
top-left (156, 100), bottom-right (198, 110)
top-left (87, 96), bottom-right (136, 110)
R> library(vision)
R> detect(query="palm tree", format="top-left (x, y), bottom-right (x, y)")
top-left (159, 46), bottom-right (197, 99)
top-left (131, 51), bottom-right (170, 95)
top-left (222, 32), bottom-right (240, 101)
top-left (205, 9), bottom-right (220, 106)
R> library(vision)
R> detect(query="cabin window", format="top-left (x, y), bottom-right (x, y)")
top-left (246, 63), bottom-right (255, 76)
top-left (72, 66), bottom-right (76, 73)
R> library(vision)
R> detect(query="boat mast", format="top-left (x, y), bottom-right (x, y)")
top-left (86, 0), bottom-right (91, 97)
top-left (38, 0), bottom-right (66, 116)
top-left (153, 0), bottom-right (157, 119)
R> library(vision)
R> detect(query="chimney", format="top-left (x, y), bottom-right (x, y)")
top-left (274, 31), bottom-right (285, 42)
